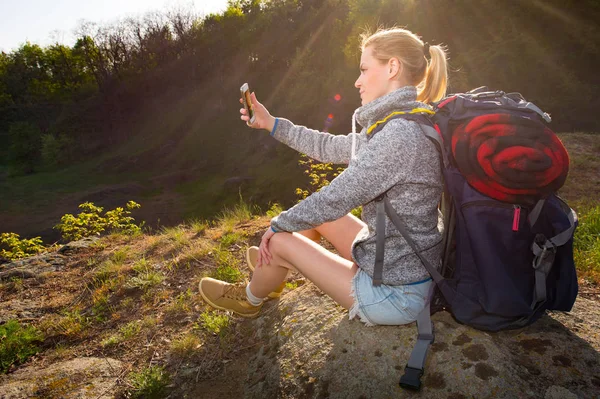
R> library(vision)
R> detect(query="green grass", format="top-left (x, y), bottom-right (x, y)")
top-left (188, 218), bottom-right (209, 235)
top-left (170, 333), bottom-right (202, 359)
top-left (127, 256), bottom-right (164, 291)
top-left (0, 320), bottom-right (44, 373)
top-left (120, 320), bottom-right (142, 340)
top-left (102, 320), bottom-right (142, 347)
top-left (198, 310), bottom-right (230, 335)
top-left (93, 260), bottom-right (122, 286)
top-left (111, 247), bottom-right (131, 265)
top-left (0, 165), bottom-right (109, 213)
top-left (176, 240), bottom-right (214, 267)
top-left (132, 257), bottom-right (151, 273)
top-left (220, 231), bottom-right (245, 247)
top-left (211, 246), bottom-right (243, 283)
top-left (574, 204), bottom-right (600, 284)
top-left (128, 365), bottom-right (170, 399)
top-left (161, 226), bottom-right (190, 249)
top-left (45, 310), bottom-right (90, 339)
top-left (216, 194), bottom-right (259, 233)
top-left (176, 174), bottom-right (229, 221)
top-left (127, 264), bottom-right (164, 292)
top-left (165, 289), bottom-right (194, 316)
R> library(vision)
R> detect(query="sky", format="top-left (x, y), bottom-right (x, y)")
top-left (0, 0), bottom-right (229, 53)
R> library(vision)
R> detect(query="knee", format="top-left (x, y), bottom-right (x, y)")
top-left (269, 231), bottom-right (297, 259)
top-left (270, 231), bottom-right (292, 248)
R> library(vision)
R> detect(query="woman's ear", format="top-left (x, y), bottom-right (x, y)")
top-left (388, 57), bottom-right (402, 79)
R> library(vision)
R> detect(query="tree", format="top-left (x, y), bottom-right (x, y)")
top-left (8, 121), bottom-right (41, 174)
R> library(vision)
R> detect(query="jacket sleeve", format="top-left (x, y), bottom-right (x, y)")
top-left (271, 119), bottom-right (419, 232)
top-left (271, 118), bottom-right (366, 165)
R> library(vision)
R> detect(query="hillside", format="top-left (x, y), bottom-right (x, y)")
top-left (2, 0), bottom-right (600, 244)
top-left (0, 133), bottom-right (598, 398)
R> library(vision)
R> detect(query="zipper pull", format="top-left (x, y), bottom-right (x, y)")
top-left (512, 205), bottom-right (521, 232)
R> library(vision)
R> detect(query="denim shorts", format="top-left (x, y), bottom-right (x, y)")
top-left (349, 268), bottom-right (433, 326)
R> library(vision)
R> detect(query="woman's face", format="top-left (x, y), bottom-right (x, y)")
top-left (355, 46), bottom-right (397, 105)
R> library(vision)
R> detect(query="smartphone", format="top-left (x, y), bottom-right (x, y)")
top-left (240, 83), bottom-right (256, 124)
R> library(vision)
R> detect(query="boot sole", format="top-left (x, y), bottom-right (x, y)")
top-left (198, 282), bottom-right (261, 319)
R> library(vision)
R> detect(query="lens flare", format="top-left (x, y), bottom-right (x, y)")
top-left (334, 94), bottom-right (342, 102)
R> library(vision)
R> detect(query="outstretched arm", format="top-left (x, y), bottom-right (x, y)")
top-left (240, 92), bottom-right (364, 164)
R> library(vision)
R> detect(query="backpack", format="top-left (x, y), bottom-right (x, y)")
top-left (369, 87), bottom-right (578, 390)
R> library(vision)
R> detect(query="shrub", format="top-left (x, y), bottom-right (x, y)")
top-left (54, 201), bottom-right (142, 241)
top-left (266, 202), bottom-right (283, 218)
top-left (0, 232), bottom-right (45, 261)
top-left (351, 206), bottom-right (363, 219)
top-left (40, 133), bottom-right (72, 167)
top-left (8, 121), bottom-right (41, 174)
top-left (295, 154), bottom-right (345, 202)
top-left (0, 320), bottom-right (44, 373)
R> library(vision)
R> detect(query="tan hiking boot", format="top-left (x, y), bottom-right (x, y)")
top-left (246, 246), bottom-right (285, 299)
top-left (198, 277), bottom-right (262, 318)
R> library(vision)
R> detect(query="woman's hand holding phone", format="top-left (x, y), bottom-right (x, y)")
top-left (239, 92), bottom-right (276, 132)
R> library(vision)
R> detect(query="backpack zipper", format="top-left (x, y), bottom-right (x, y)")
top-left (512, 205), bottom-right (521, 232)
top-left (461, 200), bottom-right (514, 210)
top-left (461, 201), bottom-right (522, 232)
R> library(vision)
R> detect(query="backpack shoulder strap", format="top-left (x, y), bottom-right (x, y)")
top-left (418, 124), bottom-right (449, 168)
top-left (366, 109), bottom-right (449, 168)
top-left (367, 108), bottom-right (435, 136)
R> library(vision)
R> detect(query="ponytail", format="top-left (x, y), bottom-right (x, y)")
top-left (417, 44), bottom-right (448, 104)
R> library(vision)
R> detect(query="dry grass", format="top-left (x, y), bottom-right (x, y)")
top-left (557, 133), bottom-right (600, 285)
top-left (0, 213), bottom-right (277, 397)
top-left (558, 132), bottom-right (600, 206)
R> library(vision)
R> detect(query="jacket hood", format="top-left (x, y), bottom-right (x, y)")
top-left (354, 86), bottom-right (430, 128)
top-left (350, 85), bottom-right (431, 160)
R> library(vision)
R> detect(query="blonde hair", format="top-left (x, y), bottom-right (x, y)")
top-left (360, 28), bottom-right (448, 104)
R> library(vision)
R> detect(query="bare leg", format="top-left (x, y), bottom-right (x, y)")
top-left (298, 229), bottom-right (321, 243)
top-left (250, 233), bottom-right (358, 309)
top-left (249, 213), bottom-right (367, 309)
top-left (311, 213), bottom-right (365, 261)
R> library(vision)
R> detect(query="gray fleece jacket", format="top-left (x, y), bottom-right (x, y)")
top-left (270, 86), bottom-right (443, 285)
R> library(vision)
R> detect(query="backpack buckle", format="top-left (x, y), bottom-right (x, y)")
top-left (399, 366), bottom-right (424, 390)
top-left (417, 333), bottom-right (435, 344)
top-left (533, 234), bottom-right (557, 274)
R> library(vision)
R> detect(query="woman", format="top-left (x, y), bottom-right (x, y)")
top-left (199, 27), bottom-right (448, 326)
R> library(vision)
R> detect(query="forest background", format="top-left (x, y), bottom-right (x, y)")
top-left (1, 0), bottom-right (598, 242)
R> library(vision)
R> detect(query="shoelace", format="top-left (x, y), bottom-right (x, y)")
top-left (223, 281), bottom-right (248, 301)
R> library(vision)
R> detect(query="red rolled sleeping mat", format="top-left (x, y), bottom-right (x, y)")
top-left (451, 113), bottom-right (570, 204)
